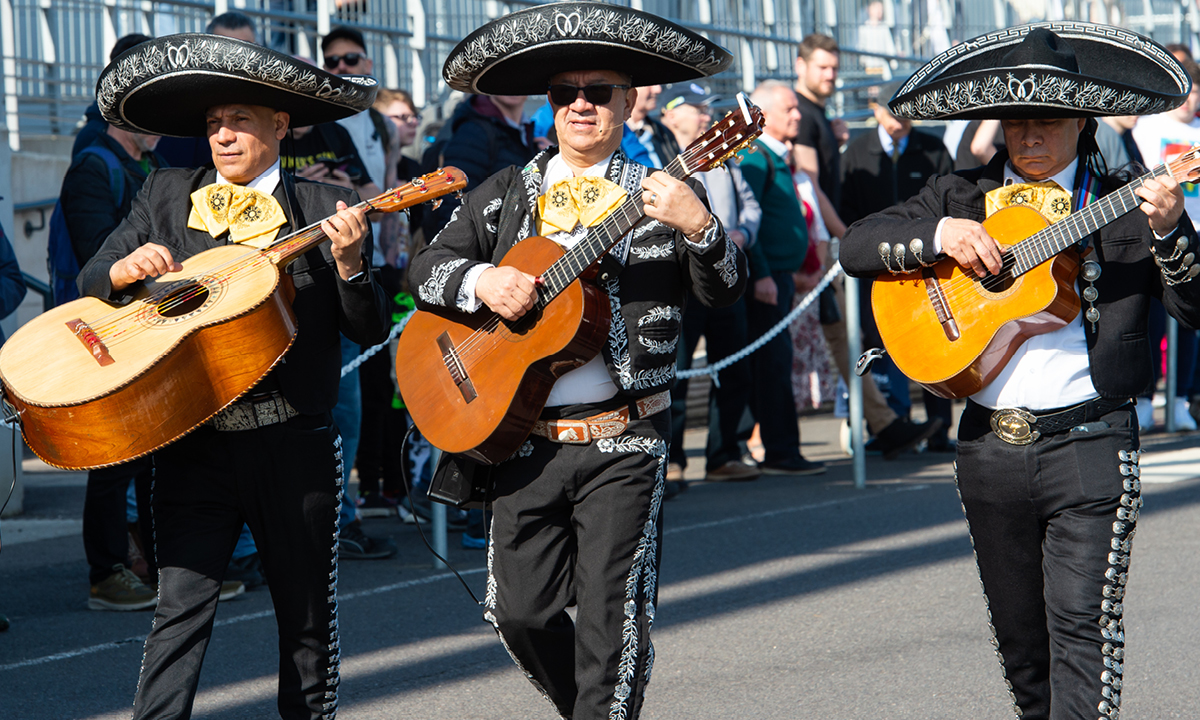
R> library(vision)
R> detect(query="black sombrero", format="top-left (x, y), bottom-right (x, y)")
top-left (889, 22), bottom-right (1190, 121)
top-left (442, 1), bottom-right (732, 95)
top-left (97, 34), bottom-right (378, 137)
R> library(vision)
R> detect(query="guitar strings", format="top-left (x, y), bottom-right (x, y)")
top-left (920, 160), bottom-right (1179, 309)
top-left (81, 184), bottom-right (432, 345)
top-left (443, 137), bottom-right (721, 370)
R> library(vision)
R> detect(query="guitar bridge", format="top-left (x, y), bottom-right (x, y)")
top-left (66, 319), bottom-right (115, 366)
top-left (437, 331), bottom-right (477, 403)
top-left (922, 270), bottom-right (961, 341)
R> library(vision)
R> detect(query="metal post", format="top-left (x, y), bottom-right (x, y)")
top-left (407, 0), bottom-right (427, 108)
top-left (0, 0), bottom-right (20, 151)
top-left (843, 267), bottom-right (866, 490)
top-left (1167, 316), bottom-right (1179, 432)
top-left (427, 448), bottom-right (447, 568)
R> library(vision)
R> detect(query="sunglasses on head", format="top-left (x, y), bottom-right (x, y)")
top-left (548, 83), bottom-right (630, 106)
top-left (324, 52), bottom-right (365, 69)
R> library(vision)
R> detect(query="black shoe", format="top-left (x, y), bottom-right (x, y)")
top-left (339, 521), bottom-right (397, 560)
top-left (663, 479), bottom-right (689, 500)
top-left (226, 553), bottom-right (265, 590)
top-left (759, 457), bottom-right (826, 476)
top-left (874, 418), bottom-right (945, 460)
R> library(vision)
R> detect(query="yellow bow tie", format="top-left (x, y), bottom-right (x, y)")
top-left (985, 181), bottom-right (1074, 223)
top-left (188, 183), bottom-right (287, 249)
top-left (537, 176), bottom-right (627, 237)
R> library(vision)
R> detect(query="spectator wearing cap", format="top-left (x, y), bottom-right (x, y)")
top-left (660, 83), bottom-right (762, 487)
top-left (623, 84), bottom-right (679, 169)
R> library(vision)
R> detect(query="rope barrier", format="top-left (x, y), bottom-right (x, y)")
top-left (677, 261), bottom-right (843, 384)
top-left (340, 309), bottom-right (415, 377)
top-left (345, 263), bottom-right (842, 383)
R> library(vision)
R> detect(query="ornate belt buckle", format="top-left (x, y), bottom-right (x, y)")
top-left (990, 408), bottom-right (1040, 445)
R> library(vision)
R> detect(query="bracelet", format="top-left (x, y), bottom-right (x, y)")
top-left (686, 214), bottom-right (717, 243)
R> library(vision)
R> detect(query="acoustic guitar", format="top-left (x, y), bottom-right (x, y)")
top-left (0, 168), bottom-right (466, 470)
top-left (396, 98), bottom-right (764, 465)
top-left (871, 149), bottom-right (1200, 399)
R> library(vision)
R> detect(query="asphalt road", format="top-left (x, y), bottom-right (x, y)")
top-left (4, 414), bottom-right (1200, 719)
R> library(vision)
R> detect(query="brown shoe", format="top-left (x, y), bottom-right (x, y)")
top-left (704, 460), bottom-right (761, 482)
top-left (666, 463), bottom-right (684, 482)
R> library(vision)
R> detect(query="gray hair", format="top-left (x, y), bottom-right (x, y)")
top-left (750, 80), bottom-right (795, 114)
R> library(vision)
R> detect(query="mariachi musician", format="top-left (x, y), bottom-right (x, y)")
top-left (79, 36), bottom-right (388, 718)
top-left (840, 23), bottom-right (1200, 720)
top-left (407, 3), bottom-right (747, 718)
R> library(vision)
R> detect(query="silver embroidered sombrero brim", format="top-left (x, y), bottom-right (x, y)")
top-left (442, 1), bottom-right (733, 95)
top-left (97, 34), bottom-right (378, 137)
top-left (889, 22), bottom-right (1189, 121)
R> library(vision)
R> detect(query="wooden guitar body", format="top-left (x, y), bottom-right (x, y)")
top-left (871, 204), bottom-right (1081, 399)
top-left (0, 244), bottom-right (294, 469)
top-left (396, 236), bottom-right (611, 464)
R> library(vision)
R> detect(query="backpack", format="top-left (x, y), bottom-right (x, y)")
top-left (48, 146), bottom-right (125, 306)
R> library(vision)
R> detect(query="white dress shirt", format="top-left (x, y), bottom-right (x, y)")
top-left (967, 158), bottom-right (1100, 410)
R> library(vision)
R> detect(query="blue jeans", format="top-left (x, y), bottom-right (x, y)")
top-left (333, 335), bottom-right (363, 528)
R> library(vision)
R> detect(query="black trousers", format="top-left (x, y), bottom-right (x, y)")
top-left (955, 402), bottom-right (1139, 720)
top-left (132, 414), bottom-right (343, 720)
top-left (669, 295), bottom-right (751, 470)
top-left (83, 457), bottom-right (154, 584)
top-left (746, 271), bottom-right (802, 464)
top-left (484, 400), bottom-right (670, 720)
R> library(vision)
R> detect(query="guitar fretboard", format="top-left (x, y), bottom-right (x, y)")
top-left (534, 155), bottom-right (690, 305)
top-left (1008, 162), bottom-right (1174, 276)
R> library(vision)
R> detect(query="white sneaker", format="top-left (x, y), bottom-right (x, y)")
top-left (1174, 397), bottom-right (1198, 431)
top-left (1136, 397), bottom-right (1155, 432)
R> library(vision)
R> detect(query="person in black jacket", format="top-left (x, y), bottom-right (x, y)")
top-left (61, 110), bottom-right (167, 611)
top-left (840, 91), bottom-right (956, 450)
top-left (413, 5), bottom-right (742, 718)
top-left (79, 35), bottom-right (388, 719)
top-left (421, 93), bottom-right (536, 240)
top-left (841, 25), bottom-right (1200, 720)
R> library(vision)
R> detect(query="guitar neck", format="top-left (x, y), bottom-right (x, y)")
top-left (261, 197), bottom-right (377, 267)
top-left (535, 156), bottom-right (691, 303)
top-left (1010, 162), bottom-right (1173, 275)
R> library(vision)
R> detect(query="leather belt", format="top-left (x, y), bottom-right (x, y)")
top-left (209, 391), bottom-right (299, 432)
top-left (531, 390), bottom-right (671, 444)
top-left (966, 397), bottom-right (1133, 446)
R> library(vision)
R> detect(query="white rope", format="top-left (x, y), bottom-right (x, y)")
top-left (346, 263), bottom-right (842, 382)
top-left (340, 310), bottom-right (415, 377)
top-left (677, 262), bottom-right (843, 384)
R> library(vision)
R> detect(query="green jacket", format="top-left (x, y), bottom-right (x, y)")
top-left (736, 139), bottom-right (809, 279)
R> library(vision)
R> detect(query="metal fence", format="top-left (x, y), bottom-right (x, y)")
top-left (2, 0), bottom-right (1200, 147)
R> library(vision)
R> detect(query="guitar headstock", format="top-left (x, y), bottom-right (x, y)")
top-left (679, 93), bottom-right (765, 174)
top-left (1169, 146), bottom-right (1200, 184)
top-left (368, 167), bottom-right (469, 213)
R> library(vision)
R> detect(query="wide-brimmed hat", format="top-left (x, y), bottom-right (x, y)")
top-left (889, 22), bottom-right (1189, 121)
top-left (442, 1), bottom-right (732, 96)
top-left (97, 34), bottom-right (378, 137)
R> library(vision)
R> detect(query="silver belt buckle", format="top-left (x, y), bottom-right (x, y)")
top-left (990, 408), bottom-right (1040, 445)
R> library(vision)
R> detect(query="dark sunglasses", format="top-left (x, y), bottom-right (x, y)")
top-left (548, 83), bottom-right (630, 106)
top-left (323, 52), bottom-right (365, 69)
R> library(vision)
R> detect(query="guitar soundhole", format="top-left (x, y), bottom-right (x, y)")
top-left (157, 284), bottom-right (210, 318)
top-left (977, 272), bottom-right (1015, 295)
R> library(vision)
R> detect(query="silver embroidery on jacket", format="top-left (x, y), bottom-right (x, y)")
top-left (630, 241), bottom-right (674, 260)
top-left (418, 258), bottom-right (468, 305)
top-left (713, 234), bottom-right (740, 288)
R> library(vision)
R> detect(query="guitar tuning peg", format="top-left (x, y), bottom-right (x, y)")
top-left (431, 198), bottom-right (443, 210)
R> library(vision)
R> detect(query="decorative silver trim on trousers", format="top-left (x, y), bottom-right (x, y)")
top-left (1097, 449), bottom-right (1141, 720)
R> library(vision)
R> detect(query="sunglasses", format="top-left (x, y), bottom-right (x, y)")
top-left (548, 84), bottom-right (630, 106)
top-left (324, 52), bottom-right (365, 69)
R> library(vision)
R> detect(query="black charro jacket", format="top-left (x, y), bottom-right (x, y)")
top-left (78, 167), bottom-right (390, 415)
top-left (840, 150), bottom-right (1200, 399)
top-left (408, 148), bottom-right (748, 399)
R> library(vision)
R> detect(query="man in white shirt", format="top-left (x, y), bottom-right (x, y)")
top-left (841, 24), bottom-right (1200, 720)
top-left (408, 4), bottom-right (744, 718)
